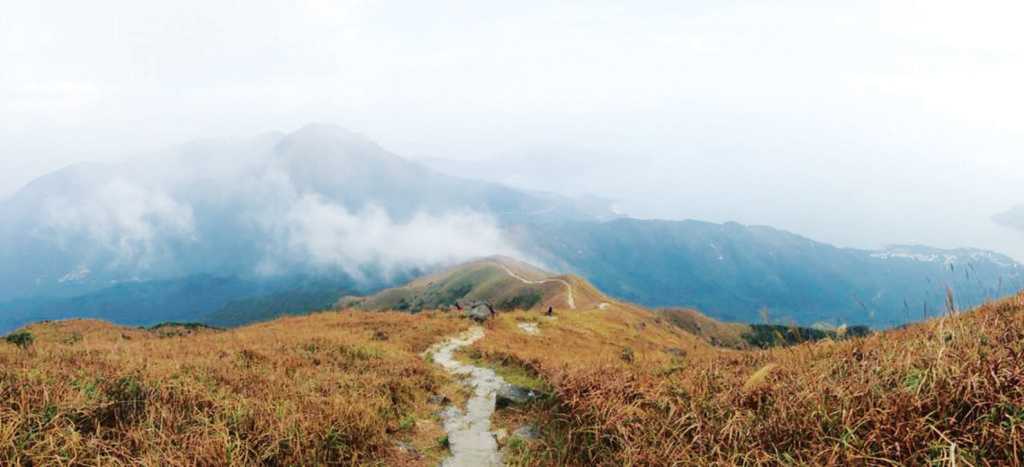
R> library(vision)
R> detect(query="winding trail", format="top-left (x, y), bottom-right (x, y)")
top-left (431, 326), bottom-right (505, 467)
top-left (497, 264), bottom-right (576, 309)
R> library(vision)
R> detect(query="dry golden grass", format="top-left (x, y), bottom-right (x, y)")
top-left (0, 312), bottom-right (467, 466)
top-left (656, 307), bottom-right (753, 349)
top-left (476, 302), bottom-right (709, 371)
top-left (476, 293), bottom-right (1024, 466)
top-left (5, 286), bottom-right (1024, 466)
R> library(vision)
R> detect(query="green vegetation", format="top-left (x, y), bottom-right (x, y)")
top-left (147, 322), bottom-right (222, 331)
top-left (4, 330), bottom-right (33, 349)
top-left (496, 291), bottom-right (543, 311)
top-left (741, 323), bottom-right (871, 348)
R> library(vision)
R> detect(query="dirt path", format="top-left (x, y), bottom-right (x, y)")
top-left (497, 264), bottom-right (576, 309)
top-left (430, 326), bottom-right (505, 467)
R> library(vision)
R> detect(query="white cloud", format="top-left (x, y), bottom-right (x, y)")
top-left (264, 194), bottom-right (522, 280)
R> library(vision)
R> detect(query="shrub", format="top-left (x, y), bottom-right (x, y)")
top-left (5, 330), bottom-right (33, 349)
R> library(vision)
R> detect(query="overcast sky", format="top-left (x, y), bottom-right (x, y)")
top-left (3, 1), bottom-right (1023, 259)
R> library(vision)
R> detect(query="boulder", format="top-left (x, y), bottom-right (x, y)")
top-left (496, 384), bottom-right (543, 409)
top-left (465, 304), bottom-right (493, 322)
top-left (393, 441), bottom-right (420, 459)
top-left (493, 428), bottom-right (509, 445)
top-left (428, 394), bottom-right (450, 406)
top-left (512, 424), bottom-right (540, 441)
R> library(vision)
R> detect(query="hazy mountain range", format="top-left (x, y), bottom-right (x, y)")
top-left (1, 124), bottom-right (1020, 332)
top-left (994, 205), bottom-right (1024, 233)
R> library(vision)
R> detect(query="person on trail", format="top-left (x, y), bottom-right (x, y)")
top-left (546, 306), bottom-right (553, 316)
top-left (488, 304), bottom-right (495, 317)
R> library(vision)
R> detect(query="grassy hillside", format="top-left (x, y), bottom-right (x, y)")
top-left (4, 262), bottom-right (1022, 465)
top-left (471, 292), bottom-right (1024, 465)
top-left (0, 312), bottom-right (468, 465)
top-left (341, 257), bottom-right (580, 313)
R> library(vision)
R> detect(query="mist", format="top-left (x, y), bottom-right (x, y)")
top-left (3, 128), bottom-right (529, 299)
top-left (3, 0), bottom-right (1024, 260)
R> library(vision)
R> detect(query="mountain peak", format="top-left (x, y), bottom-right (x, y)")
top-left (275, 123), bottom-right (408, 166)
top-left (994, 205), bottom-right (1024, 231)
top-left (292, 122), bottom-right (364, 139)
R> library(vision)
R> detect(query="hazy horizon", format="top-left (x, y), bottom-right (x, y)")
top-left (4, 1), bottom-right (1024, 260)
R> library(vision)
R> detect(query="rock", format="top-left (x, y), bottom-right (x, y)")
top-left (493, 428), bottom-right (509, 445)
top-left (496, 384), bottom-right (543, 409)
top-left (393, 441), bottom-right (420, 459)
top-left (517, 322), bottom-right (540, 335)
top-left (512, 424), bottom-right (540, 441)
top-left (465, 304), bottom-right (493, 322)
top-left (428, 394), bottom-right (449, 405)
top-left (664, 347), bottom-right (686, 358)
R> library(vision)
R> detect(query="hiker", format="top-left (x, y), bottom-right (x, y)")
top-left (546, 306), bottom-right (553, 316)
top-left (488, 304), bottom-right (495, 317)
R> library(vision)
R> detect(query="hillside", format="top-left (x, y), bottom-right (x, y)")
top-left (0, 313), bottom-right (471, 465)
top-left (339, 256), bottom-right (601, 313)
top-left (3, 276), bottom-right (1023, 464)
top-left (342, 257), bottom-right (868, 350)
top-left (471, 292), bottom-right (1024, 465)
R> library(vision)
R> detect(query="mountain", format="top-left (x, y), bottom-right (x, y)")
top-left (2, 123), bottom-right (1021, 331)
top-left (517, 220), bottom-right (1024, 327)
top-left (0, 124), bottom-right (609, 303)
top-left (994, 205), bottom-right (1024, 232)
top-left (0, 124), bottom-right (611, 332)
top-left (0, 273), bottom-right (370, 333)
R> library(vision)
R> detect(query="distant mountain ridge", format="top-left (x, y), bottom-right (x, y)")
top-left (516, 219), bottom-right (1023, 327)
top-left (994, 205), bottom-right (1024, 232)
top-left (0, 124), bottom-right (609, 302)
top-left (1, 124), bottom-right (1021, 332)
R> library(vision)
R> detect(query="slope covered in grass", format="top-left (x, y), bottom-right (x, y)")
top-left (340, 256), bottom-right (578, 313)
top-left (4, 261), bottom-right (1021, 465)
top-left (0, 312), bottom-right (468, 465)
top-left (473, 293), bottom-right (1024, 465)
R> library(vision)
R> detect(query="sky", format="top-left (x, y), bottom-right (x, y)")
top-left (3, 0), bottom-right (1024, 259)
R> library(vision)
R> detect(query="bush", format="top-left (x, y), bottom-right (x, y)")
top-left (5, 331), bottom-right (34, 349)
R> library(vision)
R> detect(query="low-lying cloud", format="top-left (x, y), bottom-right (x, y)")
top-left (264, 194), bottom-right (521, 280)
